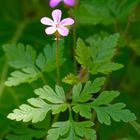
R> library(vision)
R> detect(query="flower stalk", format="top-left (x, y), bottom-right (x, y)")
top-left (56, 34), bottom-right (60, 85)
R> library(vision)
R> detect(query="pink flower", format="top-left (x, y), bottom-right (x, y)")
top-left (49, 0), bottom-right (75, 8)
top-left (40, 9), bottom-right (74, 36)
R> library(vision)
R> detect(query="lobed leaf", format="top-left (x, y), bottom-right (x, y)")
top-left (7, 85), bottom-right (67, 123)
top-left (36, 42), bottom-right (66, 72)
top-left (90, 62), bottom-right (123, 74)
top-left (3, 43), bottom-right (36, 69)
top-left (62, 73), bottom-right (79, 85)
top-left (7, 98), bottom-right (50, 123)
top-left (75, 38), bottom-right (92, 68)
top-left (47, 120), bottom-right (96, 140)
top-left (5, 67), bottom-right (40, 86)
top-left (93, 103), bottom-right (136, 125)
top-left (34, 85), bottom-right (66, 104)
top-left (72, 77), bottom-right (106, 103)
top-left (92, 91), bottom-right (137, 125)
top-left (4, 42), bottom-right (66, 87)
top-left (72, 2), bottom-right (114, 25)
top-left (72, 103), bottom-right (92, 119)
top-left (92, 90), bottom-right (120, 106)
top-left (76, 34), bottom-right (123, 75)
top-left (5, 124), bottom-right (46, 140)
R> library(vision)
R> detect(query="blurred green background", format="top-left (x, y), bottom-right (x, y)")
top-left (0, 0), bottom-right (140, 140)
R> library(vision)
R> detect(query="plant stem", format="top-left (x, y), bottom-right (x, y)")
top-left (0, 62), bottom-right (9, 98)
top-left (130, 121), bottom-right (140, 135)
top-left (52, 37), bottom-right (60, 123)
top-left (40, 73), bottom-right (48, 85)
top-left (56, 35), bottom-right (60, 85)
top-left (52, 114), bottom-right (60, 124)
top-left (91, 110), bottom-right (96, 122)
top-left (51, 35), bottom-right (61, 123)
top-left (68, 105), bottom-right (73, 121)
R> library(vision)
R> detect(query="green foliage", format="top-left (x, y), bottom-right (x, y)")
top-left (72, 77), bottom-right (106, 103)
top-left (1, 0), bottom-right (140, 139)
top-left (3, 44), bottom-right (36, 69)
top-left (7, 98), bottom-right (51, 123)
top-left (36, 42), bottom-right (66, 72)
top-left (75, 38), bottom-right (91, 68)
top-left (92, 91), bottom-right (136, 125)
top-left (92, 90), bottom-right (120, 106)
top-left (73, 1), bottom-right (114, 25)
top-left (34, 85), bottom-right (66, 104)
top-left (5, 67), bottom-right (40, 86)
top-left (93, 103), bottom-right (136, 125)
top-left (7, 80), bottom-right (137, 139)
top-left (62, 73), bottom-right (79, 85)
top-left (3, 43), bottom-right (65, 86)
top-left (73, 0), bottom-right (139, 25)
top-left (5, 124), bottom-right (46, 140)
top-left (47, 120), bottom-right (96, 140)
top-left (7, 85), bottom-right (67, 123)
top-left (76, 34), bottom-right (123, 75)
top-left (72, 103), bottom-right (92, 119)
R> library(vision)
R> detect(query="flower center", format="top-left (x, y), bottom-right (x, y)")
top-left (56, 24), bottom-right (60, 29)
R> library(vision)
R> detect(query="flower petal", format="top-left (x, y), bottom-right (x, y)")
top-left (49, 0), bottom-right (61, 8)
top-left (64, 0), bottom-right (75, 6)
top-left (60, 18), bottom-right (74, 26)
top-left (40, 17), bottom-right (54, 25)
top-left (57, 26), bottom-right (69, 36)
top-left (52, 9), bottom-right (62, 24)
top-left (45, 27), bottom-right (56, 35)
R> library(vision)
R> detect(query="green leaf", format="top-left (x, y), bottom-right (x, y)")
top-left (91, 62), bottom-right (123, 74)
top-left (3, 42), bottom-right (66, 87)
top-left (7, 98), bottom-right (50, 123)
top-left (34, 85), bottom-right (66, 104)
top-left (72, 1), bottom-right (114, 25)
top-left (76, 34), bottom-right (123, 75)
top-left (7, 85), bottom-right (67, 123)
top-left (87, 33), bottom-right (119, 61)
top-left (73, 0), bottom-right (139, 25)
top-left (3, 43), bottom-right (40, 87)
top-left (92, 103), bottom-right (136, 125)
top-left (5, 67), bottom-right (40, 86)
top-left (75, 38), bottom-right (92, 68)
top-left (108, 0), bottom-right (139, 21)
top-left (5, 124), bottom-right (46, 140)
top-left (72, 77), bottom-right (106, 103)
top-left (36, 42), bottom-right (66, 72)
top-left (47, 121), bottom-right (70, 140)
top-left (62, 73), bottom-right (79, 85)
top-left (72, 103), bottom-right (92, 119)
top-left (47, 120), bottom-right (96, 140)
top-left (92, 90), bottom-right (120, 106)
top-left (51, 104), bottom-right (67, 115)
top-left (88, 33), bottom-right (123, 74)
top-left (74, 121), bottom-right (96, 140)
top-left (92, 91), bottom-right (136, 125)
top-left (3, 43), bottom-right (36, 69)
